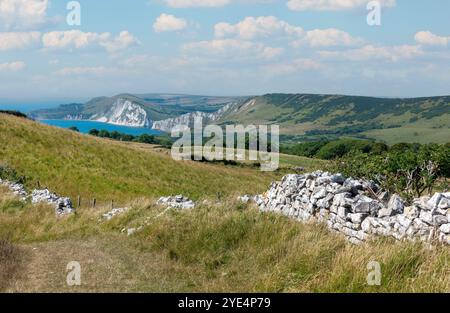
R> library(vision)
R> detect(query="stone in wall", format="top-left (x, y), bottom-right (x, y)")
top-left (157, 195), bottom-right (195, 210)
top-left (258, 171), bottom-right (450, 245)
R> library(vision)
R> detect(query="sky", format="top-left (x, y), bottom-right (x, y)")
top-left (0, 0), bottom-right (449, 104)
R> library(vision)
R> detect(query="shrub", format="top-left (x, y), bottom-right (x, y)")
top-left (0, 165), bottom-right (26, 184)
top-left (281, 141), bottom-right (329, 158)
top-left (282, 139), bottom-right (388, 160)
top-left (316, 139), bottom-right (374, 160)
top-left (332, 144), bottom-right (450, 199)
top-left (68, 126), bottom-right (79, 132)
top-left (88, 129), bottom-right (99, 136)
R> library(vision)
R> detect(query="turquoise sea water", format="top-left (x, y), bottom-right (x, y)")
top-left (39, 120), bottom-right (163, 136)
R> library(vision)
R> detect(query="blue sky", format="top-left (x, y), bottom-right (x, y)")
top-left (0, 0), bottom-right (449, 104)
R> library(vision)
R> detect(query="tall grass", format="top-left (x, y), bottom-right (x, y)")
top-left (1, 191), bottom-right (448, 292)
top-left (0, 236), bottom-right (23, 291)
top-left (0, 114), bottom-right (448, 292)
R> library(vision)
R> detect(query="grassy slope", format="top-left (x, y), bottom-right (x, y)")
top-left (0, 192), bottom-right (448, 292)
top-left (1, 114), bottom-right (448, 293)
top-left (0, 114), bottom-right (325, 206)
top-left (219, 94), bottom-right (450, 143)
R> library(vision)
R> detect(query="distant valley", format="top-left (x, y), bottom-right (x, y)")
top-left (29, 93), bottom-right (450, 144)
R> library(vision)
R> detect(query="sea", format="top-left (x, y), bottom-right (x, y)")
top-left (40, 120), bottom-right (163, 136)
top-left (0, 103), bottom-right (163, 136)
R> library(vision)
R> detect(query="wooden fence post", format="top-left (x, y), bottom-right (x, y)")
top-left (110, 200), bottom-right (114, 210)
top-left (77, 195), bottom-right (81, 208)
top-left (92, 198), bottom-right (96, 208)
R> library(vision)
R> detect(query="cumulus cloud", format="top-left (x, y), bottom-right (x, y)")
top-left (0, 61), bottom-right (26, 71)
top-left (56, 66), bottom-right (110, 76)
top-left (415, 31), bottom-right (450, 47)
top-left (42, 30), bottom-right (138, 52)
top-left (0, 31), bottom-right (41, 51)
top-left (163, 0), bottom-right (230, 8)
top-left (183, 38), bottom-right (283, 60)
top-left (319, 44), bottom-right (423, 62)
top-left (0, 0), bottom-right (50, 30)
top-left (215, 16), bottom-right (303, 40)
top-left (100, 31), bottom-right (140, 53)
top-left (294, 28), bottom-right (363, 47)
top-left (153, 13), bottom-right (187, 33)
top-left (163, 0), bottom-right (273, 8)
top-left (214, 16), bottom-right (361, 48)
top-left (262, 58), bottom-right (322, 76)
top-left (287, 0), bottom-right (396, 11)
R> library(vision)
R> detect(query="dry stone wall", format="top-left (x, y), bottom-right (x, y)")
top-left (0, 179), bottom-right (75, 216)
top-left (257, 171), bottom-right (450, 245)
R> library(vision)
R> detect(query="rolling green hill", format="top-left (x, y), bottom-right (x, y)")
top-left (1, 113), bottom-right (449, 293)
top-left (0, 113), bottom-right (326, 205)
top-left (30, 93), bottom-right (240, 122)
top-left (30, 93), bottom-right (450, 144)
top-left (218, 94), bottom-right (450, 143)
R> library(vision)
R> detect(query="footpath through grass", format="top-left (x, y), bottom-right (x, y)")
top-left (0, 192), bottom-right (448, 292)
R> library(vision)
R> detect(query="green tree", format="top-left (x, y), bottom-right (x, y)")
top-left (68, 126), bottom-right (80, 132)
top-left (88, 129), bottom-right (99, 136)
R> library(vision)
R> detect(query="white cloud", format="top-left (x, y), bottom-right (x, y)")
top-left (153, 13), bottom-right (187, 33)
top-left (415, 31), bottom-right (450, 47)
top-left (262, 58), bottom-right (322, 75)
top-left (100, 31), bottom-right (139, 53)
top-left (0, 0), bottom-right (50, 30)
top-left (214, 17), bottom-right (361, 48)
top-left (183, 38), bottom-right (283, 60)
top-left (56, 66), bottom-right (110, 76)
top-left (319, 44), bottom-right (423, 62)
top-left (214, 16), bottom-right (303, 40)
top-left (0, 61), bottom-right (26, 71)
top-left (295, 28), bottom-right (363, 47)
top-left (0, 31), bottom-right (41, 51)
top-left (163, 0), bottom-right (273, 8)
top-left (42, 30), bottom-right (138, 52)
top-left (42, 30), bottom-right (109, 50)
top-left (163, 0), bottom-right (230, 8)
top-left (287, 0), bottom-right (396, 11)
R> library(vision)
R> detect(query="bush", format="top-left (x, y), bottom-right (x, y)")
top-left (281, 141), bottom-right (329, 158)
top-left (282, 139), bottom-right (388, 160)
top-left (88, 129), bottom-right (173, 148)
top-left (88, 129), bottom-right (99, 136)
top-left (316, 139), bottom-right (376, 160)
top-left (0, 165), bottom-right (26, 184)
top-left (332, 144), bottom-right (450, 199)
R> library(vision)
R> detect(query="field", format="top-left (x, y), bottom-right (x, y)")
top-left (362, 127), bottom-right (450, 145)
top-left (1, 113), bottom-right (449, 292)
top-left (1, 191), bottom-right (449, 292)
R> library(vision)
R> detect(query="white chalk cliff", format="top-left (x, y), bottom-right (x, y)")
top-left (91, 99), bottom-right (151, 127)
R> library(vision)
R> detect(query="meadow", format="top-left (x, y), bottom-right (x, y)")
top-left (0, 113), bottom-right (449, 292)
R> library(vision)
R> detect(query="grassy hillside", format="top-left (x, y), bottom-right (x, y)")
top-left (0, 114), bottom-right (325, 206)
top-left (219, 94), bottom-right (450, 144)
top-left (1, 113), bottom-right (449, 293)
top-left (1, 191), bottom-right (449, 292)
top-left (0, 114), bottom-right (271, 205)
